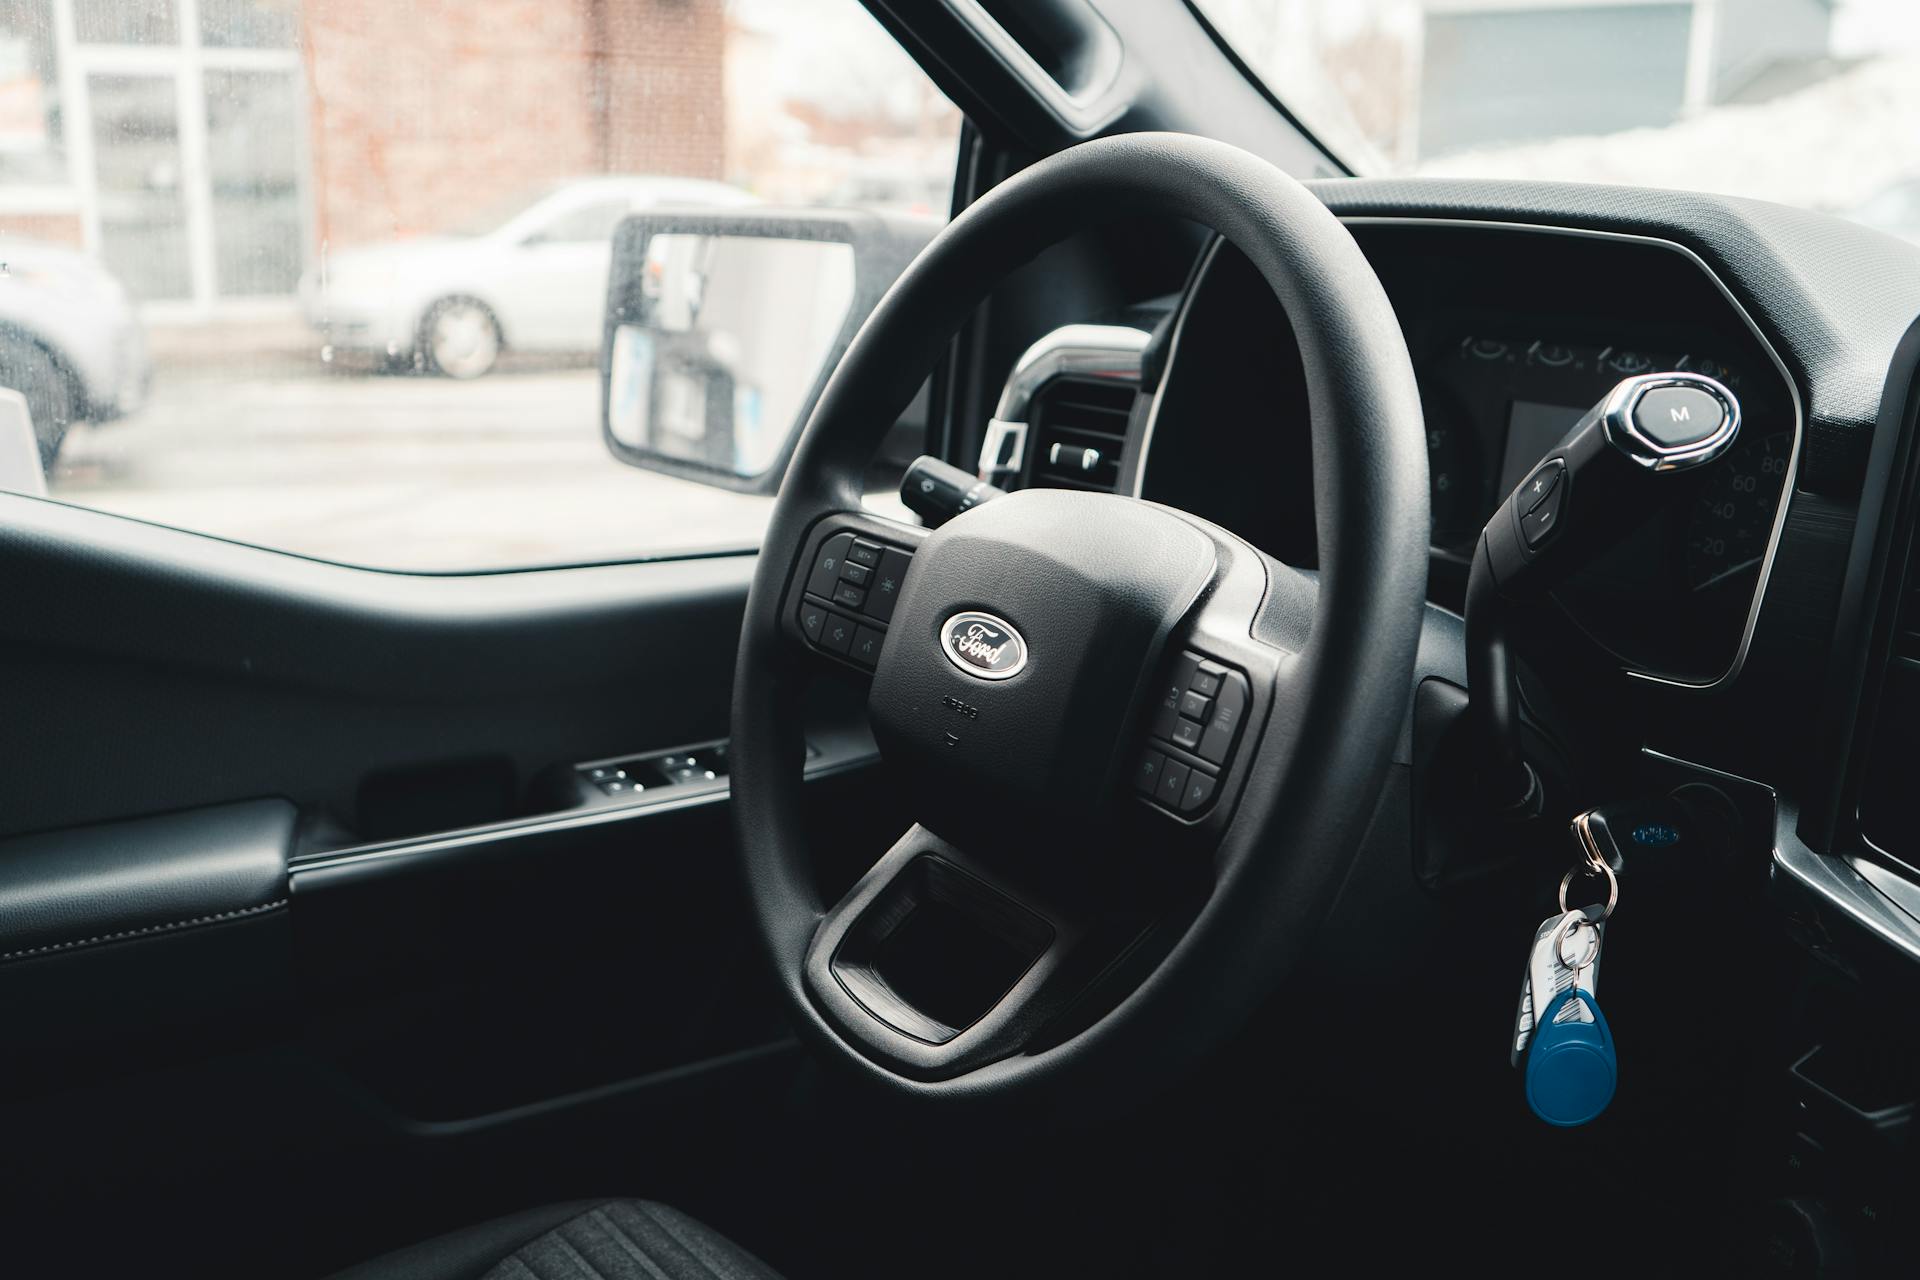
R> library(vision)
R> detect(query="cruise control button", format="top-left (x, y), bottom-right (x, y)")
top-left (864, 547), bottom-right (912, 623)
top-left (1157, 759), bottom-right (1191, 809)
top-left (820, 613), bottom-right (855, 655)
top-left (1178, 689), bottom-right (1211, 722)
top-left (839, 561), bottom-right (872, 588)
top-left (846, 539), bottom-right (884, 569)
top-left (1198, 671), bottom-right (1249, 766)
top-left (849, 625), bottom-right (884, 668)
top-left (1179, 769), bottom-right (1218, 814)
top-left (806, 532), bottom-right (855, 599)
top-left (1133, 750), bottom-right (1166, 796)
top-left (798, 600), bottom-right (827, 645)
top-left (831, 581), bottom-right (867, 610)
top-left (1169, 716), bottom-right (1204, 752)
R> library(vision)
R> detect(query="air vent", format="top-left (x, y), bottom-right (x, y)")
top-left (1025, 376), bottom-right (1136, 492)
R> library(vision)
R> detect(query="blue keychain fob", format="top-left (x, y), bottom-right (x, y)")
top-left (1525, 986), bottom-right (1616, 1127)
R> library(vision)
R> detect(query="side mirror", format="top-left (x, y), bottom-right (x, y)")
top-left (601, 209), bottom-right (934, 494)
top-left (0, 389), bottom-right (47, 497)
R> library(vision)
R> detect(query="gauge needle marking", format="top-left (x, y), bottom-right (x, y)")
top-left (1693, 554), bottom-right (1764, 592)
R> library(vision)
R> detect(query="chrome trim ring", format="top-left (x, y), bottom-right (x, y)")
top-left (1600, 371), bottom-right (1741, 471)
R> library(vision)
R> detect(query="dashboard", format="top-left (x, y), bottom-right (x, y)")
top-left (1134, 221), bottom-right (1800, 687)
top-left (971, 168), bottom-right (1920, 1262)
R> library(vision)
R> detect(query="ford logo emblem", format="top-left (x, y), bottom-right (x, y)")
top-left (939, 611), bottom-right (1027, 680)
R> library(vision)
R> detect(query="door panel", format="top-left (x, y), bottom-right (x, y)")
top-left (0, 493), bottom-right (748, 841)
top-left (0, 493), bottom-right (907, 1275)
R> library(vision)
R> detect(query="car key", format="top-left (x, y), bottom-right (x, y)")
top-left (1524, 909), bottom-right (1617, 1127)
top-left (1511, 905), bottom-right (1604, 1065)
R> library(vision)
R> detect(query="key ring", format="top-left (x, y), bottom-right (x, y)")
top-left (1571, 810), bottom-right (1611, 875)
top-left (1558, 858), bottom-right (1618, 920)
top-left (1552, 911), bottom-right (1601, 971)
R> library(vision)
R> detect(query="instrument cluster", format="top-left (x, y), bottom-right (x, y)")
top-left (1142, 221), bottom-right (1799, 686)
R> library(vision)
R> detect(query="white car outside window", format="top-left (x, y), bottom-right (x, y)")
top-left (300, 177), bottom-right (759, 378)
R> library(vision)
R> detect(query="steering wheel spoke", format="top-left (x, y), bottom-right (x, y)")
top-left (801, 824), bottom-right (1096, 1080)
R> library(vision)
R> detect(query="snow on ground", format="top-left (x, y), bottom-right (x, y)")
top-left (1415, 53), bottom-right (1920, 214)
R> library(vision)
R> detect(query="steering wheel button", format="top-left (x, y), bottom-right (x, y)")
top-left (1169, 716), bottom-right (1204, 751)
top-left (864, 548), bottom-right (912, 623)
top-left (1190, 667), bottom-right (1223, 698)
top-left (846, 539), bottom-right (884, 569)
top-left (798, 601), bottom-right (827, 645)
top-left (820, 613), bottom-right (855, 655)
top-left (1520, 459), bottom-right (1564, 514)
top-left (1156, 759), bottom-right (1191, 808)
top-left (806, 532), bottom-right (855, 599)
top-left (1198, 672), bottom-right (1249, 765)
top-left (1179, 769), bottom-right (1218, 814)
top-left (1178, 689), bottom-right (1211, 721)
top-left (1133, 750), bottom-right (1166, 796)
top-left (850, 625), bottom-right (884, 668)
top-left (839, 561), bottom-right (872, 588)
top-left (831, 581), bottom-right (868, 610)
top-left (1521, 480), bottom-right (1567, 548)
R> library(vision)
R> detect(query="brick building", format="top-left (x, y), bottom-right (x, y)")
top-left (0, 0), bottom-right (726, 315)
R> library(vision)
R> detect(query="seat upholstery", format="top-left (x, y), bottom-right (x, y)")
top-left (331, 1200), bottom-right (784, 1280)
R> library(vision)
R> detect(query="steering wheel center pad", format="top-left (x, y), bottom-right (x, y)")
top-left (868, 489), bottom-right (1216, 823)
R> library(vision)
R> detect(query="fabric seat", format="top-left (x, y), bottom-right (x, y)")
top-left (331, 1199), bottom-right (784, 1280)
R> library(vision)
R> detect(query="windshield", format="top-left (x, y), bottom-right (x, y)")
top-left (1195, 0), bottom-right (1920, 236)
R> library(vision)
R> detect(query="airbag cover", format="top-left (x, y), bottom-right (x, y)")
top-left (866, 489), bottom-right (1215, 818)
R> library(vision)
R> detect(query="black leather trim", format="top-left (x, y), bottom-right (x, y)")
top-left (0, 798), bottom-right (292, 964)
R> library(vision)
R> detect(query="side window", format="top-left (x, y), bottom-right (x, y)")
top-left (0, 0), bottom-right (959, 571)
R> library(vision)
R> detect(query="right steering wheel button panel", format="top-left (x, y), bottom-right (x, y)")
top-left (1138, 648), bottom-right (1248, 816)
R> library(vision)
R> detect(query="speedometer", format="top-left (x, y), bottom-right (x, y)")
top-left (1687, 429), bottom-right (1791, 593)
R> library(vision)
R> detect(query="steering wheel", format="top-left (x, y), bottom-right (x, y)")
top-left (730, 132), bottom-right (1428, 1103)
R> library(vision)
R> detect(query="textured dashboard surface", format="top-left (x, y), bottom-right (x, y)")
top-left (1309, 178), bottom-right (1920, 498)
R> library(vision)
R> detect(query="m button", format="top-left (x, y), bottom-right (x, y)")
top-left (1631, 385), bottom-right (1727, 448)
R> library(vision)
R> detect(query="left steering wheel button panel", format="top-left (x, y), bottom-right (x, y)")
top-left (799, 528), bottom-right (915, 669)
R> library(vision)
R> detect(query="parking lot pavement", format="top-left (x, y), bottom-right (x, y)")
top-left (47, 359), bottom-right (778, 571)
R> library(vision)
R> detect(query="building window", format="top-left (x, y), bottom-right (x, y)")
top-left (198, 0), bottom-right (300, 49)
top-left (72, 0), bottom-right (178, 46)
top-left (0, 0), bottom-right (66, 186)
